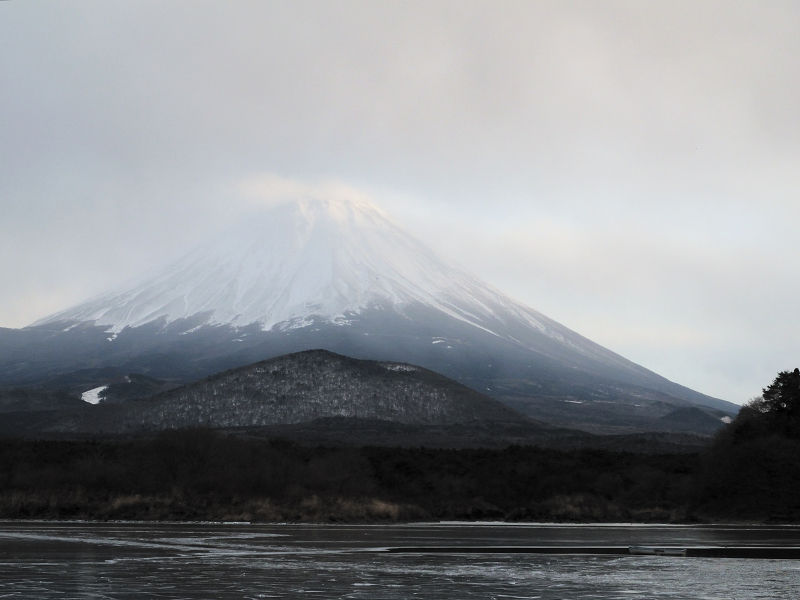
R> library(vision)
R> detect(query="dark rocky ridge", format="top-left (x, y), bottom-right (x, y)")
top-left (0, 351), bottom-right (729, 444)
top-left (0, 351), bottom-right (715, 451)
top-left (0, 349), bottom-right (728, 444)
top-left (32, 350), bottom-right (537, 435)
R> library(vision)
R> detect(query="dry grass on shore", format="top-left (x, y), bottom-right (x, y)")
top-left (0, 490), bottom-right (425, 523)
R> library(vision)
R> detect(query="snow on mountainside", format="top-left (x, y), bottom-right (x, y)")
top-left (33, 197), bottom-right (622, 368)
top-left (18, 196), bottom-right (737, 420)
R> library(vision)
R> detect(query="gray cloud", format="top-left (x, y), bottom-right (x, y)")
top-left (2, 0), bottom-right (799, 402)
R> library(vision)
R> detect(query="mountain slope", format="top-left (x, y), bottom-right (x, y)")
top-left (32, 198), bottom-right (634, 372)
top-left (3, 197), bottom-right (737, 427)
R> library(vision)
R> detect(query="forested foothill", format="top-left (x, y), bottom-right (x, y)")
top-left (0, 369), bottom-right (797, 523)
top-left (0, 431), bottom-right (698, 523)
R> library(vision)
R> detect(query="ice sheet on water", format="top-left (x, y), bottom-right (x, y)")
top-left (0, 522), bottom-right (799, 599)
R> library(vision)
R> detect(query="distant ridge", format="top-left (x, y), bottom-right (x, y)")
top-left (2, 350), bottom-right (713, 450)
top-left (38, 350), bottom-right (537, 434)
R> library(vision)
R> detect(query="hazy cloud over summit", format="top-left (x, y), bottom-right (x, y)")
top-left (2, 0), bottom-right (799, 403)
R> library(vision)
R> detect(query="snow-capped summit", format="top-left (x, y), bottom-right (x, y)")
top-left (34, 197), bottom-right (591, 355)
top-left (38, 197), bottom-right (455, 331)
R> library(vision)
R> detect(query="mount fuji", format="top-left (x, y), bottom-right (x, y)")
top-left (0, 197), bottom-right (736, 432)
top-left (35, 198), bottom-right (570, 339)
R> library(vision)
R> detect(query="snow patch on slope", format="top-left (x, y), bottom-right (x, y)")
top-left (81, 386), bottom-right (107, 405)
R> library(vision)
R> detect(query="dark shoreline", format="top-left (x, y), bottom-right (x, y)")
top-left (2, 425), bottom-right (797, 524)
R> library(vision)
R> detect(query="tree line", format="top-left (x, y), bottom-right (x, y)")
top-left (0, 368), bottom-right (798, 523)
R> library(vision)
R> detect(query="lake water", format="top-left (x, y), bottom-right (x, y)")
top-left (1, 521), bottom-right (800, 598)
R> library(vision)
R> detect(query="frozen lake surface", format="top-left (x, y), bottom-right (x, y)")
top-left (1, 521), bottom-right (799, 598)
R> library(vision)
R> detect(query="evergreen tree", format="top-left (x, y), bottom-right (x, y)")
top-left (759, 368), bottom-right (800, 437)
top-left (727, 368), bottom-right (800, 440)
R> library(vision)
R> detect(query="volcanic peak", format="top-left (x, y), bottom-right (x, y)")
top-left (33, 197), bottom-right (560, 343)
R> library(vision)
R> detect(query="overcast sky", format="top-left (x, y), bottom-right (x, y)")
top-left (2, 0), bottom-right (799, 403)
